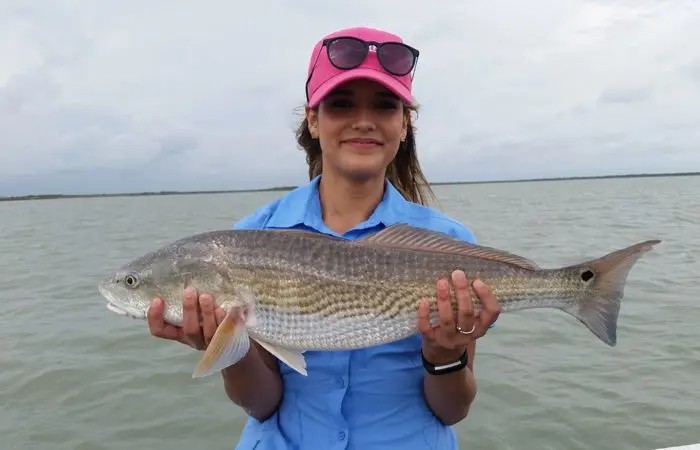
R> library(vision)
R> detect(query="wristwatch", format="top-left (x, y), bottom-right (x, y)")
top-left (421, 348), bottom-right (469, 375)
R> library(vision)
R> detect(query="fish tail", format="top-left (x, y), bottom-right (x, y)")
top-left (563, 239), bottom-right (660, 346)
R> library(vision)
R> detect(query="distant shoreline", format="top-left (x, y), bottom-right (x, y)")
top-left (1, 171), bottom-right (697, 202)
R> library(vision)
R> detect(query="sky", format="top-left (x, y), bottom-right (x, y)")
top-left (1, 0), bottom-right (699, 196)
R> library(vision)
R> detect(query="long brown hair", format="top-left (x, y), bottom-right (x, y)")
top-left (294, 104), bottom-right (437, 206)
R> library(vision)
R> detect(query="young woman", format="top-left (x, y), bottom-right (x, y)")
top-left (147, 26), bottom-right (501, 449)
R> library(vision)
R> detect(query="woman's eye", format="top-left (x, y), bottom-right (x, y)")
top-left (376, 101), bottom-right (399, 110)
top-left (329, 99), bottom-right (353, 108)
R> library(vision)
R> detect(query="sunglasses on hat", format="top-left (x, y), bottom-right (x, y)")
top-left (306, 36), bottom-right (420, 102)
top-left (322, 36), bottom-right (419, 76)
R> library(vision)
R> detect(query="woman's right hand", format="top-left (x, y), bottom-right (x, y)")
top-left (147, 286), bottom-right (226, 350)
top-left (148, 288), bottom-right (282, 419)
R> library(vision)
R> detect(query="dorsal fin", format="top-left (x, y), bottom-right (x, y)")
top-left (360, 224), bottom-right (541, 270)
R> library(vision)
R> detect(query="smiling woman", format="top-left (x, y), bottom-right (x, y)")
top-left (146, 25), bottom-right (502, 450)
top-left (296, 33), bottom-right (430, 207)
top-left (299, 79), bottom-right (421, 204)
top-left (302, 80), bottom-right (414, 210)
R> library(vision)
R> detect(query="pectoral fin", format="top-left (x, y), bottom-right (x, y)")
top-left (192, 306), bottom-right (250, 378)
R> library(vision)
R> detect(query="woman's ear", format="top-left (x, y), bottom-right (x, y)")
top-left (306, 107), bottom-right (319, 139)
top-left (401, 109), bottom-right (410, 141)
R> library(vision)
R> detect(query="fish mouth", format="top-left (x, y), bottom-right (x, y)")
top-left (98, 283), bottom-right (147, 320)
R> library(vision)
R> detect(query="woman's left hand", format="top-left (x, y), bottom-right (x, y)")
top-left (417, 270), bottom-right (501, 363)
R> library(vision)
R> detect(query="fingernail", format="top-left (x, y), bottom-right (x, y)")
top-left (184, 286), bottom-right (196, 297)
top-left (473, 279), bottom-right (485, 289)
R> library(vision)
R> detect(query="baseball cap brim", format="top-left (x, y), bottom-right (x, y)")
top-left (307, 67), bottom-right (414, 108)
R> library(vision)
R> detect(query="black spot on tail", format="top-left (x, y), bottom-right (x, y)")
top-left (581, 270), bottom-right (594, 282)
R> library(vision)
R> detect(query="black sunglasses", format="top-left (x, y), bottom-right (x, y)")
top-left (305, 36), bottom-right (420, 101)
top-left (322, 36), bottom-right (420, 76)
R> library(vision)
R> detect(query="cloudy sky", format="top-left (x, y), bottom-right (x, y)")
top-left (1, 0), bottom-right (699, 195)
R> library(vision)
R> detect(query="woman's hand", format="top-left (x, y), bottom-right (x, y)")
top-left (418, 270), bottom-right (500, 363)
top-left (147, 286), bottom-right (226, 350)
top-left (417, 270), bottom-right (501, 425)
top-left (147, 287), bottom-right (282, 420)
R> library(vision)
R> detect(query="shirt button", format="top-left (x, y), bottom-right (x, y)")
top-left (336, 377), bottom-right (345, 388)
top-left (338, 431), bottom-right (346, 441)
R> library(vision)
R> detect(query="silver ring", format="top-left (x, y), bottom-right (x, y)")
top-left (456, 324), bottom-right (475, 335)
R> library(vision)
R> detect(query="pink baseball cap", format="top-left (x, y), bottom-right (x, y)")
top-left (305, 26), bottom-right (417, 108)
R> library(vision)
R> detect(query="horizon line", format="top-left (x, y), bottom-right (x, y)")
top-left (1, 171), bottom-right (698, 202)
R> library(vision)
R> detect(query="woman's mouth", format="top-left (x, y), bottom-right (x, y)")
top-left (343, 138), bottom-right (383, 149)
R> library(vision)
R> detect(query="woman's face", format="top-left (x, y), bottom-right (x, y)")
top-left (306, 79), bottom-right (408, 182)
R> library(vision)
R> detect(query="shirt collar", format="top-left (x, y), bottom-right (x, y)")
top-left (266, 175), bottom-right (408, 236)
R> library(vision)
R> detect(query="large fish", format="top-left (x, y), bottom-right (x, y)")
top-left (97, 224), bottom-right (660, 378)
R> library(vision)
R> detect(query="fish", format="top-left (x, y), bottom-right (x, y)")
top-left (97, 224), bottom-right (660, 379)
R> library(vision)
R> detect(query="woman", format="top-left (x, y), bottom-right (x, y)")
top-left (147, 26), bottom-right (501, 449)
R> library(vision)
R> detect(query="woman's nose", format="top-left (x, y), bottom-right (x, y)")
top-left (351, 109), bottom-right (377, 132)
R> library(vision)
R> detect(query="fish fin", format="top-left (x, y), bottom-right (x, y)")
top-left (233, 285), bottom-right (258, 327)
top-left (265, 228), bottom-right (344, 241)
top-left (362, 224), bottom-right (541, 270)
top-left (254, 339), bottom-right (308, 376)
top-left (216, 285), bottom-right (306, 375)
top-left (563, 239), bottom-right (661, 346)
top-left (192, 306), bottom-right (250, 378)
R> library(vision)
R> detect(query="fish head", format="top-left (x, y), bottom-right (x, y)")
top-left (98, 233), bottom-right (234, 323)
top-left (98, 267), bottom-right (156, 320)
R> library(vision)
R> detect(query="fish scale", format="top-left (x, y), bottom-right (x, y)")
top-left (238, 266), bottom-right (573, 349)
top-left (97, 223), bottom-right (660, 377)
top-left (229, 232), bottom-right (557, 316)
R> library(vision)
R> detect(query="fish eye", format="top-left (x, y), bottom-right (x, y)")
top-left (124, 274), bottom-right (140, 288)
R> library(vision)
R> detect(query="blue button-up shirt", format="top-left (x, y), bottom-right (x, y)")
top-left (232, 176), bottom-right (477, 450)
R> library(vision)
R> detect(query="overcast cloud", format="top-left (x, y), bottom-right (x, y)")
top-left (1, 0), bottom-right (698, 195)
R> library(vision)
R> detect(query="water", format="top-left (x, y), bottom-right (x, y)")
top-left (1, 176), bottom-right (698, 450)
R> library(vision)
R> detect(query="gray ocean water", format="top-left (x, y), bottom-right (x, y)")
top-left (1, 175), bottom-right (698, 450)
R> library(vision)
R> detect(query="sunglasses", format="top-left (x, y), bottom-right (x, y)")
top-left (306, 36), bottom-right (420, 101)
top-left (322, 36), bottom-right (420, 76)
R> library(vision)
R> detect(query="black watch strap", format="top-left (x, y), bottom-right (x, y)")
top-left (421, 349), bottom-right (469, 375)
